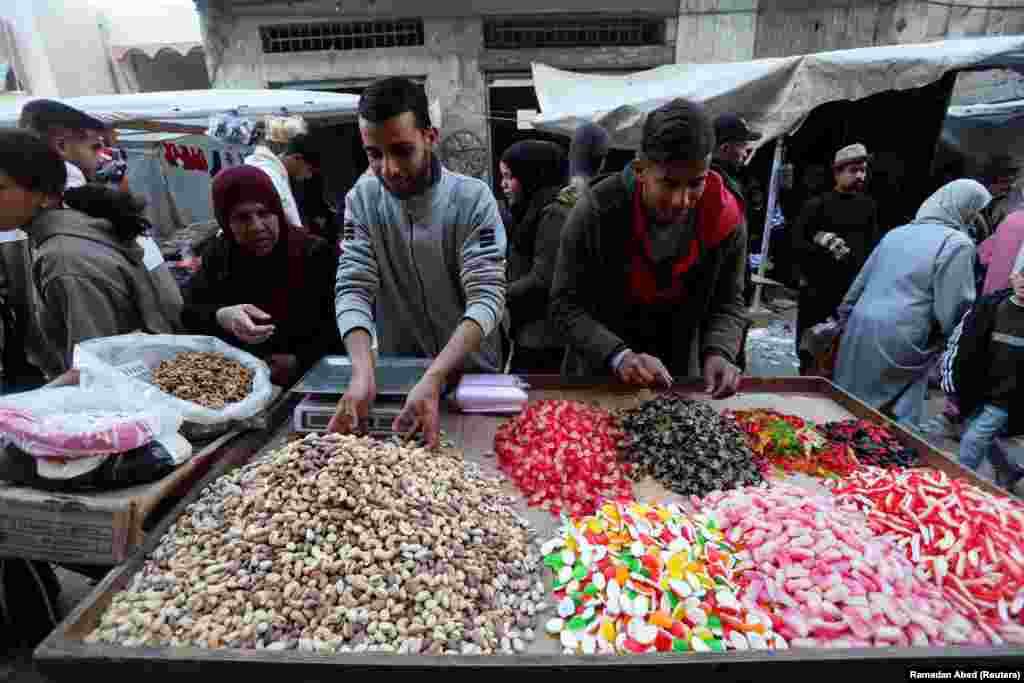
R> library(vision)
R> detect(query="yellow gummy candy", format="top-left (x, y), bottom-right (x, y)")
top-left (600, 620), bottom-right (616, 642)
top-left (667, 554), bottom-right (686, 578)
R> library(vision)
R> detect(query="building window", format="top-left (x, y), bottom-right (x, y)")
top-left (259, 19), bottom-right (424, 54)
top-left (484, 16), bottom-right (664, 49)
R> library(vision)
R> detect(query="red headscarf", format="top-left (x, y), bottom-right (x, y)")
top-left (209, 165), bottom-right (310, 324)
top-left (211, 165), bottom-right (289, 236)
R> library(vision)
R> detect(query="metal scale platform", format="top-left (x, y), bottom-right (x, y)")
top-left (290, 356), bottom-right (433, 434)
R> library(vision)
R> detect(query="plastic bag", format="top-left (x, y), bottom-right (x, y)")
top-left (74, 334), bottom-right (273, 425)
top-left (206, 112), bottom-right (258, 146)
top-left (800, 320), bottom-right (842, 379)
top-left (0, 386), bottom-right (182, 458)
top-left (264, 115), bottom-right (307, 144)
top-left (0, 433), bottom-right (191, 491)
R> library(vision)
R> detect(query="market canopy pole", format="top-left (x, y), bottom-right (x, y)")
top-left (749, 137), bottom-right (786, 316)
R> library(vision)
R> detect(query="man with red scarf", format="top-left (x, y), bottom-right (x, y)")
top-left (550, 98), bottom-right (748, 398)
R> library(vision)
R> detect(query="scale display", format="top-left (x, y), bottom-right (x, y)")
top-left (291, 356), bottom-right (433, 398)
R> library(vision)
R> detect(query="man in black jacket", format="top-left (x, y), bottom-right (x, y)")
top-left (941, 267), bottom-right (1024, 474)
top-left (791, 143), bottom-right (881, 373)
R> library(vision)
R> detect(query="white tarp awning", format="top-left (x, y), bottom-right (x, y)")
top-left (0, 89), bottom-right (361, 130)
top-left (531, 35), bottom-right (1024, 150)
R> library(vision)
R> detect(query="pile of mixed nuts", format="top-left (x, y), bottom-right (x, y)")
top-left (86, 433), bottom-right (544, 655)
top-left (152, 352), bottom-right (254, 409)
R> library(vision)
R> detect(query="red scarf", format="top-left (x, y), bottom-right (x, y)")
top-left (626, 171), bottom-right (740, 306)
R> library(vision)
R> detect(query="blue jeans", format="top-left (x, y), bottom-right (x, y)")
top-left (959, 404), bottom-right (1011, 471)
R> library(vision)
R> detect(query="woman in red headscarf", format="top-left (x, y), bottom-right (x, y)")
top-left (181, 166), bottom-right (341, 386)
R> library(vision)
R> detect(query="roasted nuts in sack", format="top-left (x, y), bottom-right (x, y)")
top-left (152, 352), bottom-right (255, 409)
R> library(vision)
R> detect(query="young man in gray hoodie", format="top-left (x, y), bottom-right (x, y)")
top-left (328, 77), bottom-right (507, 447)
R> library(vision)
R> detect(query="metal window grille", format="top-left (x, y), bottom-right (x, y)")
top-left (260, 19), bottom-right (424, 54)
top-left (483, 17), bottom-right (663, 49)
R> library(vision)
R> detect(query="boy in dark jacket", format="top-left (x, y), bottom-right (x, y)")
top-left (550, 98), bottom-right (748, 398)
top-left (941, 267), bottom-right (1024, 473)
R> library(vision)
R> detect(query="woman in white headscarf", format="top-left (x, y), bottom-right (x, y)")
top-left (833, 179), bottom-right (991, 428)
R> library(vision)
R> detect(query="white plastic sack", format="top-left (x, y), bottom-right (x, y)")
top-left (0, 385), bottom-right (182, 459)
top-left (74, 334), bottom-right (274, 425)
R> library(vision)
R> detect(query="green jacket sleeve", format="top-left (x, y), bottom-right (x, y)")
top-left (40, 275), bottom-right (124, 374)
top-left (702, 219), bottom-right (750, 365)
top-left (550, 191), bottom-right (627, 370)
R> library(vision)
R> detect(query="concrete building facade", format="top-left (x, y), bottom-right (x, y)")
top-left (677, 0), bottom-right (1024, 64)
top-left (193, 0), bottom-right (680, 185)
top-left (2, 0), bottom-right (119, 98)
top-left (194, 0), bottom-right (1024, 188)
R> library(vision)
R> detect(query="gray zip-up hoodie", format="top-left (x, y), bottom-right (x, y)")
top-left (336, 158), bottom-right (507, 372)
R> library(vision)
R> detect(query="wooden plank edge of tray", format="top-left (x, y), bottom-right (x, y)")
top-left (35, 391), bottom-right (300, 655)
top-left (34, 377), bottom-right (1024, 672)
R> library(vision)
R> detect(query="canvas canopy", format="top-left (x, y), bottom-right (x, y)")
top-left (0, 90), bottom-right (360, 238)
top-left (0, 89), bottom-right (360, 132)
top-left (531, 35), bottom-right (1024, 150)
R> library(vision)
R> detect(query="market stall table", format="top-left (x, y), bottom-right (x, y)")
top-left (0, 388), bottom-right (293, 566)
top-left (33, 377), bottom-right (1024, 678)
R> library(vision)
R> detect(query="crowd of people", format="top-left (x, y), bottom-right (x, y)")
top-left (0, 75), bottom-right (1021, 485)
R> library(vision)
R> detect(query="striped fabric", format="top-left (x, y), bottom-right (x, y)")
top-left (940, 309), bottom-right (970, 395)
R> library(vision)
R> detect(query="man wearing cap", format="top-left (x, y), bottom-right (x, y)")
top-left (18, 100), bottom-right (107, 187)
top-left (711, 114), bottom-right (761, 206)
top-left (244, 132), bottom-right (320, 229)
top-left (791, 143), bottom-right (880, 374)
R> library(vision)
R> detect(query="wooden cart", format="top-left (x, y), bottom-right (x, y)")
top-left (0, 389), bottom-right (292, 566)
top-left (34, 377), bottom-right (1024, 678)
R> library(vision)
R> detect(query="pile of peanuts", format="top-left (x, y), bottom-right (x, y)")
top-left (86, 433), bottom-right (544, 655)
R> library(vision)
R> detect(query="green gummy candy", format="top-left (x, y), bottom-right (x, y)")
top-left (708, 639), bottom-right (725, 652)
top-left (707, 615), bottom-right (722, 629)
top-left (544, 554), bottom-right (564, 570)
top-left (584, 584), bottom-right (600, 596)
top-left (567, 617), bottom-right (588, 631)
top-left (573, 564), bottom-right (587, 580)
top-left (667, 592), bottom-right (679, 609)
top-left (672, 638), bottom-right (689, 652)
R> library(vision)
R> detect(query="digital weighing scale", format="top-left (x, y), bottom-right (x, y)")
top-left (290, 356), bottom-right (434, 434)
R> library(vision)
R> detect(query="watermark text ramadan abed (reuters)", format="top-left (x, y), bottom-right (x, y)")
top-left (909, 672), bottom-right (1021, 680)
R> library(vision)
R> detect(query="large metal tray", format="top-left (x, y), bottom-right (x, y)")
top-left (34, 377), bottom-right (1024, 678)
